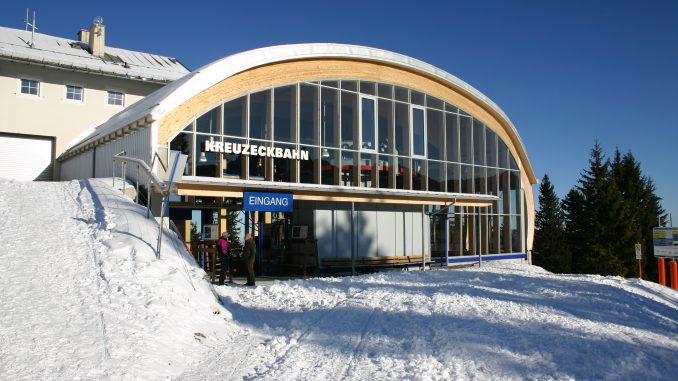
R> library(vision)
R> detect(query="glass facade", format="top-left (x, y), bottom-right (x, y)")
top-left (169, 80), bottom-right (525, 254)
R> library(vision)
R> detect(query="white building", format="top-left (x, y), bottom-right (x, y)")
top-left (0, 18), bottom-right (189, 180)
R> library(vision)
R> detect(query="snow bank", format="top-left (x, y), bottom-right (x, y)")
top-left (0, 179), bottom-right (232, 379)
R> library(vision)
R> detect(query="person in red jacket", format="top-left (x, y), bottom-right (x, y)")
top-left (216, 231), bottom-right (232, 285)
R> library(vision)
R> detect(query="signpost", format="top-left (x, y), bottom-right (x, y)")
top-left (653, 227), bottom-right (678, 289)
top-left (635, 243), bottom-right (642, 279)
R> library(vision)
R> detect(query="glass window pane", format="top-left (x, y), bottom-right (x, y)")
top-left (396, 157), bottom-right (409, 190)
top-left (378, 99), bottom-right (392, 154)
top-left (412, 159), bottom-right (426, 191)
top-left (427, 109), bottom-right (444, 160)
top-left (378, 155), bottom-right (391, 189)
top-left (300, 146), bottom-right (318, 184)
top-left (394, 86), bottom-right (409, 102)
top-left (378, 83), bottom-right (393, 99)
top-left (509, 170), bottom-right (519, 214)
top-left (341, 91), bottom-right (357, 150)
top-left (195, 135), bottom-right (219, 177)
top-left (486, 167), bottom-right (498, 196)
top-left (473, 120), bottom-right (485, 166)
top-left (427, 95), bottom-right (443, 110)
top-left (459, 115), bottom-right (472, 164)
top-left (394, 102), bottom-right (409, 156)
top-left (361, 97), bottom-right (376, 150)
top-left (273, 143), bottom-right (295, 182)
top-left (249, 90), bottom-right (270, 140)
top-left (511, 215), bottom-right (521, 252)
top-left (221, 138), bottom-right (244, 178)
top-left (321, 148), bottom-right (339, 185)
top-left (461, 164), bottom-right (473, 193)
top-left (169, 133), bottom-right (193, 176)
top-left (322, 80), bottom-right (339, 88)
top-left (445, 113), bottom-right (459, 163)
top-left (411, 90), bottom-right (425, 106)
top-left (223, 96), bottom-right (245, 136)
top-left (274, 86), bottom-right (296, 142)
top-left (196, 106), bottom-right (221, 135)
top-left (474, 165), bottom-right (486, 194)
top-left (360, 153), bottom-right (375, 187)
top-left (498, 139), bottom-right (509, 168)
top-left (486, 128), bottom-right (497, 168)
top-left (341, 150), bottom-right (356, 186)
top-left (249, 141), bottom-right (269, 180)
top-left (428, 161), bottom-right (443, 192)
top-left (21, 79), bottom-right (38, 95)
top-left (300, 84), bottom-right (318, 145)
top-left (321, 87), bottom-right (338, 148)
top-left (447, 162), bottom-right (459, 193)
top-left (510, 152), bottom-right (519, 170)
top-left (498, 169), bottom-right (509, 215)
top-left (341, 80), bottom-right (357, 91)
top-left (359, 81), bottom-right (375, 95)
top-left (444, 102), bottom-right (458, 113)
top-left (412, 107), bottom-right (425, 156)
top-left (107, 91), bottom-right (123, 106)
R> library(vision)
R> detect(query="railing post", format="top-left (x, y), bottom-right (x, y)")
top-left (671, 259), bottom-right (678, 290)
top-left (112, 160), bottom-right (116, 188)
top-left (122, 162), bottom-right (126, 194)
top-left (136, 164), bottom-right (140, 204)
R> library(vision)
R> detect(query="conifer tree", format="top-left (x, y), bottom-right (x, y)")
top-left (563, 188), bottom-right (586, 273)
top-left (534, 174), bottom-right (570, 272)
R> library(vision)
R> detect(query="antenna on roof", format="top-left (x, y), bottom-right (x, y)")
top-left (23, 8), bottom-right (38, 48)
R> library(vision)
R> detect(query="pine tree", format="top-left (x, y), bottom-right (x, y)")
top-left (534, 174), bottom-right (570, 272)
top-left (563, 188), bottom-right (586, 273)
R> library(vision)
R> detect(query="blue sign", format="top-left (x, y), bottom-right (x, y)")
top-left (243, 191), bottom-right (293, 212)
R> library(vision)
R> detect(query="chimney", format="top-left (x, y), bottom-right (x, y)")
top-left (77, 29), bottom-right (89, 43)
top-left (88, 16), bottom-right (105, 57)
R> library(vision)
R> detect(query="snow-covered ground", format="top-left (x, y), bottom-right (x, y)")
top-left (1, 179), bottom-right (677, 380)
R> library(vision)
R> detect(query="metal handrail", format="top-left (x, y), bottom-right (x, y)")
top-left (112, 152), bottom-right (170, 258)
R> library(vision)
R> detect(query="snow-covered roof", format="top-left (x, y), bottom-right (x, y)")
top-left (0, 26), bottom-right (189, 83)
top-left (61, 43), bottom-right (535, 182)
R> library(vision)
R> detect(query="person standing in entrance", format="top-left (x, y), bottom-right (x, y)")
top-left (243, 233), bottom-right (256, 286)
top-left (216, 231), bottom-right (232, 285)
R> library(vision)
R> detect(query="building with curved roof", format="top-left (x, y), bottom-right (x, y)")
top-left (59, 43), bottom-right (536, 271)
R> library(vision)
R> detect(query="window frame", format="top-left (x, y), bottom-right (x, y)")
top-left (106, 90), bottom-right (125, 107)
top-left (359, 94), bottom-right (378, 153)
top-left (65, 84), bottom-right (84, 102)
top-left (19, 78), bottom-right (40, 96)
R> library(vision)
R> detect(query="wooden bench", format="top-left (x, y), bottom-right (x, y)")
top-left (281, 239), bottom-right (318, 278)
top-left (321, 255), bottom-right (428, 273)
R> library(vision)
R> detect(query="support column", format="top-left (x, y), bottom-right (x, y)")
top-left (670, 260), bottom-right (678, 290)
top-left (658, 258), bottom-right (666, 286)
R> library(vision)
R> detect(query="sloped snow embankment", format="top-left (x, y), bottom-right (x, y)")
top-left (0, 178), bottom-right (231, 379)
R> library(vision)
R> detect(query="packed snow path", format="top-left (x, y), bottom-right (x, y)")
top-left (209, 266), bottom-right (678, 380)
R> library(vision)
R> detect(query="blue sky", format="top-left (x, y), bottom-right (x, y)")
top-left (3, 0), bottom-right (677, 222)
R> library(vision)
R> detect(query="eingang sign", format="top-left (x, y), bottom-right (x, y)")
top-left (243, 191), bottom-right (293, 212)
top-left (203, 140), bottom-right (309, 160)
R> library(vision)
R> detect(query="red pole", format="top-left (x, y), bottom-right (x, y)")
top-left (671, 260), bottom-right (678, 290)
top-left (638, 259), bottom-right (643, 280)
top-left (658, 258), bottom-right (666, 286)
